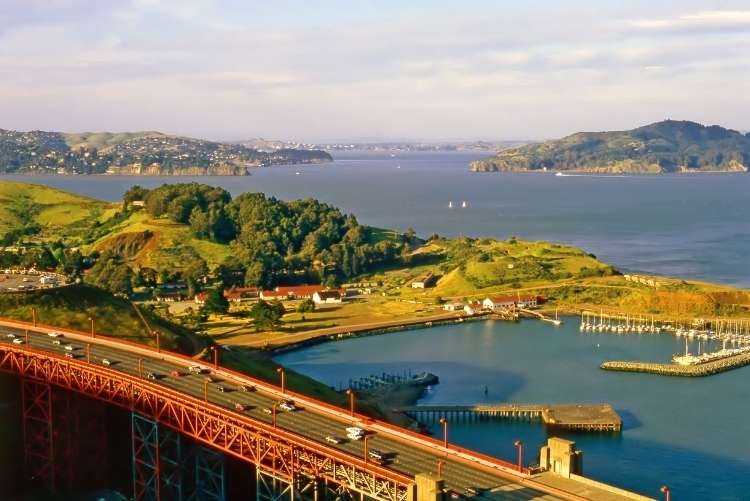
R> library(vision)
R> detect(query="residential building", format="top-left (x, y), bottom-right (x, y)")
top-left (483, 296), bottom-right (516, 311)
top-left (411, 272), bottom-right (436, 289)
top-left (312, 290), bottom-right (344, 304)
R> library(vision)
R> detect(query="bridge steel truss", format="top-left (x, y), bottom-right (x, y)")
top-left (1, 345), bottom-right (412, 501)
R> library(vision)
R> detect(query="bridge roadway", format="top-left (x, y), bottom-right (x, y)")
top-left (0, 321), bottom-right (641, 501)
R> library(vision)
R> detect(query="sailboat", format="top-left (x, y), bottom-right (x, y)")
top-left (461, 201), bottom-right (467, 208)
top-left (551, 308), bottom-right (562, 326)
top-left (448, 201), bottom-right (453, 209)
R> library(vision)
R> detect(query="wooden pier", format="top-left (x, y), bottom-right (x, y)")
top-left (395, 403), bottom-right (622, 432)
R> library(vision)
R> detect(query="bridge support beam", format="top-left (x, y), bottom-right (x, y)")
top-left (21, 379), bottom-right (54, 490)
top-left (132, 413), bottom-right (161, 501)
top-left (256, 469), bottom-right (324, 501)
top-left (409, 473), bottom-right (444, 501)
top-left (191, 445), bottom-right (225, 501)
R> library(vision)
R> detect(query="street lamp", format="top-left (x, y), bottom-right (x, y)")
top-left (514, 440), bottom-right (524, 472)
top-left (346, 388), bottom-right (355, 417)
top-left (437, 460), bottom-right (444, 477)
top-left (88, 316), bottom-right (95, 338)
top-left (209, 346), bottom-right (218, 369)
top-left (364, 435), bottom-right (369, 464)
top-left (660, 486), bottom-right (670, 501)
top-left (277, 367), bottom-right (285, 394)
top-left (154, 330), bottom-right (161, 353)
top-left (439, 417), bottom-right (448, 449)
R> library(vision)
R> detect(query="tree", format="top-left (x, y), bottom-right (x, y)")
top-left (200, 288), bottom-right (229, 316)
top-left (249, 299), bottom-right (285, 331)
top-left (297, 299), bottom-right (315, 314)
top-left (183, 259), bottom-right (209, 297)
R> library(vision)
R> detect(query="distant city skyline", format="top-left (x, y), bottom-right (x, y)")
top-left (1, 0), bottom-right (749, 142)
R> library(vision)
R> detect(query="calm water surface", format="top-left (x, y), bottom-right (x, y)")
top-left (275, 320), bottom-right (750, 501)
top-left (6, 151), bottom-right (750, 287)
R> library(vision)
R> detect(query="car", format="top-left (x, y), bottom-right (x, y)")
top-left (5, 333), bottom-right (16, 339)
top-left (12, 338), bottom-right (24, 345)
top-left (52, 339), bottom-right (62, 345)
top-left (464, 487), bottom-right (481, 497)
top-left (64, 344), bottom-right (75, 351)
top-left (146, 372), bottom-right (157, 380)
top-left (64, 353), bottom-right (75, 359)
top-left (325, 435), bottom-right (343, 445)
top-left (279, 401), bottom-right (297, 412)
top-left (170, 370), bottom-right (184, 377)
top-left (216, 385), bottom-right (226, 393)
top-left (234, 402), bottom-right (246, 411)
top-left (47, 331), bottom-right (62, 338)
top-left (262, 407), bottom-right (273, 415)
top-left (238, 384), bottom-right (255, 392)
top-left (368, 449), bottom-right (385, 461)
top-left (101, 358), bottom-right (112, 366)
top-left (188, 365), bottom-right (204, 374)
top-left (205, 376), bottom-right (217, 383)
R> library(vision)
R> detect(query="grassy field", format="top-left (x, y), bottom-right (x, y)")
top-left (0, 181), bottom-right (111, 239)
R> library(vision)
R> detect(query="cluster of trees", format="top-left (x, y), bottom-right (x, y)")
top-left (0, 243), bottom-right (85, 276)
top-left (124, 184), bottom-right (407, 289)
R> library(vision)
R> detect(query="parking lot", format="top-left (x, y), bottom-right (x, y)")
top-left (0, 272), bottom-right (64, 292)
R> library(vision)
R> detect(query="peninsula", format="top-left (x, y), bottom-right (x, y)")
top-left (0, 129), bottom-right (332, 176)
top-left (470, 120), bottom-right (750, 174)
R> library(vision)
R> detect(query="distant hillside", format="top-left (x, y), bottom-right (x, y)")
top-left (471, 120), bottom-right (750, 174)
top-left (0, 129), bottom-right (332, 176)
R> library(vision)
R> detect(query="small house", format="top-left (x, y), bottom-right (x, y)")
top-left (483, 296), bottom-right (516, 311)
top-left (443, 302), bottom-right (464, 312)
top-left (411, 272), bottom-right (436, 289)
top-left (463, 303), bottom-right (485, 315)
top-left (313, 290), bottom-right (344, 304)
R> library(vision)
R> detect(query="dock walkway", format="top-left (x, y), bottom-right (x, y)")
top-left (395, 403), bottom-right (622, 432)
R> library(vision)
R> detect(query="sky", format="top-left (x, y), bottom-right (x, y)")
top-left (1, 0), bottom-right (749, 142)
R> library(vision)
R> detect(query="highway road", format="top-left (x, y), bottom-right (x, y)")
top-left (0, 324), bottom-right (623, 501)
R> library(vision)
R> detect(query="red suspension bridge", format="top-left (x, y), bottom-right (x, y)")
top-left (0, 317), bottom-right (651, 501)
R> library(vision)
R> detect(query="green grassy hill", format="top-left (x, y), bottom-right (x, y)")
top-left (0, 181), bottom-right (112, 240)
top-left (471, 120), bottom-right (750, 173)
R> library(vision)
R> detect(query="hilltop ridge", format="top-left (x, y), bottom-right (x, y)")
top-left (471, 120), bottom-right (750, 174)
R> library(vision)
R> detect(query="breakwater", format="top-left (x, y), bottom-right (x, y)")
top-left (601, 351), bottom-right (750, 377)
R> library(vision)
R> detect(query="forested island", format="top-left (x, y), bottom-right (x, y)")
top-left (471, 120), bottom-right (750, 174)
top-left (0, 129), bottom-right (332, 175)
